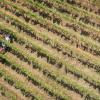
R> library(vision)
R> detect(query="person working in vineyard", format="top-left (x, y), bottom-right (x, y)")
top-left (0, 34), bottom-right (13, 53)
top-left (5, 34), bottom-right (11, 42)
top-left (0, 34), bottom-right (5, 53)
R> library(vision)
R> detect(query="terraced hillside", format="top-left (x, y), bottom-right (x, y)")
top-left (0, 0), bottom-right (100, 100)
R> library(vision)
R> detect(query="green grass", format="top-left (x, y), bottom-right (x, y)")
top-left (91, 0), bottom-right (100, 6)
top-left (0, 0), bottom-right (100, 99)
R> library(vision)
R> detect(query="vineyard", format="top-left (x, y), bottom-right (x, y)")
top-left (0, 0), bottom-right (100, 100)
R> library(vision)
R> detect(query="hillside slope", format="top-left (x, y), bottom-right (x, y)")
top-left (0, 0), bottom-right (100, 100)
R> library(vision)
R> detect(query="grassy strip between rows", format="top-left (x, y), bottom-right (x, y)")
top-left (0, 80), bottom-right (20, 100)
top-left (2, 0), bottom-right (100, 56)
top-left (0, 95), bottom-right (8, 100)
top-left (25, 0), bottom-right (100, 41)
top-left (37, 0), bottom-right (100, 24)
top-left (65, 0), bottom-right (100, 13)
top-left (0, 13), bottom-right (100, 73)
top-left (0, 64), bottom-right (50, 100)
top-left (0, 38), bottom-right (100, 100)
top-left (0, 53), bottom-right (72, 100)
top-left (91, 0), bottom-right (100, 6)
top-left (1, 22), bottom-right (100, 91)
top-left (65, 0), bottom-right (100, 14)
top-left (9, 0), bottom-right (100, 43)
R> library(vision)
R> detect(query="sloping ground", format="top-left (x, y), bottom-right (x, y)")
top-left (0, 0), bottom-right (100, 100)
